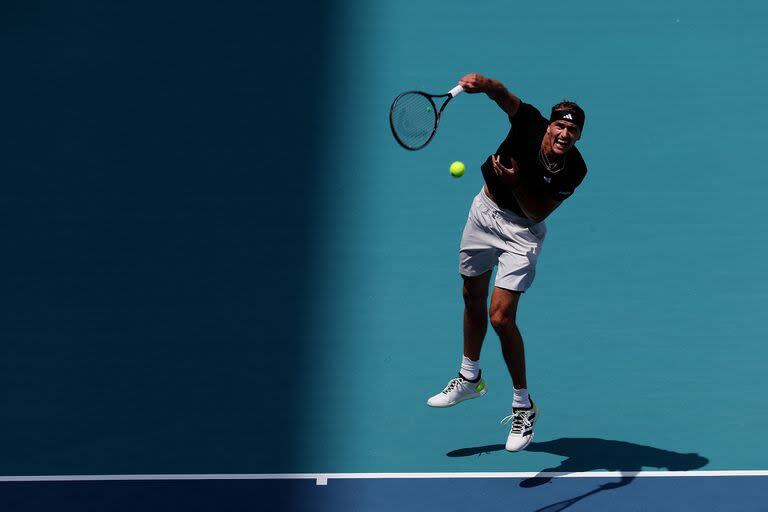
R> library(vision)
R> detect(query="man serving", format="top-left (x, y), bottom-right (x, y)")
top-left (427, 73), bottom-right (588, 452)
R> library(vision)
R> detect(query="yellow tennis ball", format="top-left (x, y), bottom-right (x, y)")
top-left (450, 161), bottom-right (465, 178)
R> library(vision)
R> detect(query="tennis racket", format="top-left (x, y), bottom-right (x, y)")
top-left (389, 84), bottom-right (464, 150)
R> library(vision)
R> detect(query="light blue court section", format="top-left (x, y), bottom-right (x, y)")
top-left (303, 0), bottom-right (768, 473)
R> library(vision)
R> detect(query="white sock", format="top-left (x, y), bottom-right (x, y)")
top-left (459, 355), bottom-right (480, 381)
top-left (513, 388), bottom-right (531, 408)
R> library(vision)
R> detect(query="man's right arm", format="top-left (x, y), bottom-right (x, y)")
top-left (458, 73), bottom-right (521, 118)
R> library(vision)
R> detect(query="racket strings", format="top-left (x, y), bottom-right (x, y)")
top-left (391, 93), bottom-right (437, 149)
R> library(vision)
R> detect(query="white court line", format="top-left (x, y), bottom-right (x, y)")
top-left (1, 471), bottom-right (768, 486)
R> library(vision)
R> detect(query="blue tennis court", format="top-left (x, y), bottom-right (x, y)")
top-left (2, 1), bottom-right (768, 510)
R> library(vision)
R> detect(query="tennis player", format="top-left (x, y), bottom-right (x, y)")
top-left (427, 73), bottom-right (588, 452)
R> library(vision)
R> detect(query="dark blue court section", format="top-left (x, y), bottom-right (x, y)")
top-left (0, 476), bottom-right (766, 512)
top-left (0, 1), bottom-right (333, 475)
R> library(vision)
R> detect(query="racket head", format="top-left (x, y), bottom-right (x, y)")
top-left (389, 91), bottom-right (440, 150)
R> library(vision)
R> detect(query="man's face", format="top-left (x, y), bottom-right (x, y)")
top-left (547, 120), bottom-right (581, 155)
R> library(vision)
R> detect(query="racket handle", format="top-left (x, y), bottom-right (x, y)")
top-left (448, 85), bottom-right (464, 97)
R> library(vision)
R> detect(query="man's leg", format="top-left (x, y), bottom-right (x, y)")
top-left (490, 286), bottom-right (538, 451)
top-left (462, 271), bottom-right (493, 361)
top-left (426, 271), bottom-right (492, 408)
top-left (489, 286), bottom-right (526, 389)
top-left (430, 189), bottom-right (498, 408)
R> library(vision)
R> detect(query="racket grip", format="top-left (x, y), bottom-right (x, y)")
top-left (448, 85), bottom-right (464, 97)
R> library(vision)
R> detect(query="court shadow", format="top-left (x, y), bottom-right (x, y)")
top-left (521, 438), bottom-right (708, 482)
top-left (447, 438), bottom-right (708, 511)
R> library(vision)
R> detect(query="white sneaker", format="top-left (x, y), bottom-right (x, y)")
top-left (501, 400), bottom-right (539, 451)
top-left (427, 373), bottom-right (487, 408)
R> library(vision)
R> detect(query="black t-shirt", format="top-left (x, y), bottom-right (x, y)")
top-left (480, 102), bottom-right (587, 216)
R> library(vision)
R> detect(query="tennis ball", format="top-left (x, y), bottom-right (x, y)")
top-left (450, 161), bottom-right (465, 178)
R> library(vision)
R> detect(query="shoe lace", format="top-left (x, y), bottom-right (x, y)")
top-left (442, 378), bottom-right (463, 394)
top-left (500, 410), bottom-right (532, 434)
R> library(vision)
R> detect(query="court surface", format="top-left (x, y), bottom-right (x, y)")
top-left (2, 1), bottom-right (768, 510)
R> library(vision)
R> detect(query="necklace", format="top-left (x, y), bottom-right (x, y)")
top-left (538, 148), bottom-right (566, 174)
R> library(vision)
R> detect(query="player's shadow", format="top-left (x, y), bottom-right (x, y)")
top-left (447, 438), bottom-right (708, 512)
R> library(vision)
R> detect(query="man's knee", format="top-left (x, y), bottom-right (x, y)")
top-left (490, 308), bottom-right (516, 332)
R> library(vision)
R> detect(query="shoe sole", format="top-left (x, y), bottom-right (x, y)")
top-left (505, 431), bottom-right (534, 452)
top-left (426, 388), bottom-right (487, 408)
top-left (505, 404), bottom-right (539, 452)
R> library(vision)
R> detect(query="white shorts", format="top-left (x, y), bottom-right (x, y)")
top-left (459, 188), bottom-right (547, 292)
